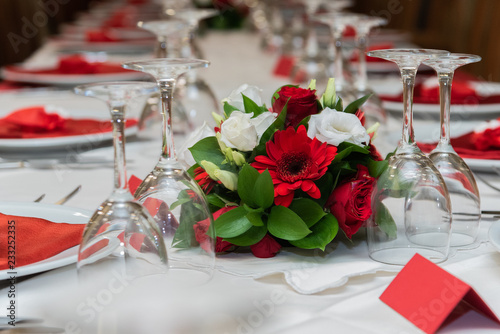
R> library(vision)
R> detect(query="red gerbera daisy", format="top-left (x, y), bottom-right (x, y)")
top-left (251, 125), bottom-right (337, 207)
top-left (194, 167), bottom-right (220, 194)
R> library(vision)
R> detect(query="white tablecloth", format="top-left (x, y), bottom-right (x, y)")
top-left (1, 30), bottom-right (500, 334)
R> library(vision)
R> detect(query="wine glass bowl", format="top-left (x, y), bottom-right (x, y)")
top-left (366, 49), bottom-right (452, 265)
top-left (122, 58), bottom-right (216, 284)
top-left (74, 81), bottom-right (168, 281)
top-left (423, 53), bottom-right (482, 247)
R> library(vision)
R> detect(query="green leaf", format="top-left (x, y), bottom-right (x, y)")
top-left (288, 198), bottom-right (326, 228)
top-left (267, 206), bottom-right (312, 241)
top-left (295, 115), bottom-right (310, 130)
top-left (258, 100), bottom-right (288, 146)
top-left (215, 206), bottom-right (253, 238)
top-left (254, 169), bottom-right (274, 209)
top-left (333, 142), bottom-right (370, 163)
top-left (290, 213), bottom-right (339, 250)
top-left (172, 198), bottom-right (206, 248)
top-left (206, 194), bottom-right (226, 208)
top-left (242, 94), bottom-right (267, 117)
top-left (223, 225), bottom-right (267, 246)
top-left (368, 159), bottom-right (389, 178)
top-left (246, 211), bottom-right (264, 226)
top-left (237, 164), bottom-right (260, 208)
top-left (223, 101), bottom-right (239, 118)
top-left (375, 202), bottom-right (397, 239)
top-left (189, 137), bottom-right (231, 171)
top-left (315, 172), bottom-right (334, 208)
top-left (344, 94), bottom-right (372, 114)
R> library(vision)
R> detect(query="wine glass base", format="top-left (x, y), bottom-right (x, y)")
top-left (450, 232), bottom-right (477, 247)
top-left (369, 247), bottom-right (448, 266)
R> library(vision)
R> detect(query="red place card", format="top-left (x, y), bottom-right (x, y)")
top-left (380, 254), bottom-right (500, 334)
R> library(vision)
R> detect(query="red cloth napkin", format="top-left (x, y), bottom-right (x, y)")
top-left (0, 213), bottom-right (85, 270)
top-left (85, 29), bottom-right (120, 43)
top-left (381, 72), bottom-right (500, 105)
top-left (0, 106), bottom-right (138, 139)
top-left (418, 129), bottom-right (500, 160)
top-left (350, 43), bottom-right (394, 63)
top-left (5, 55), bottom-right (131, 75)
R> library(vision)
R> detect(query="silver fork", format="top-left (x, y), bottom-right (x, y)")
top-left (33, 185), bottom-right (82, 204)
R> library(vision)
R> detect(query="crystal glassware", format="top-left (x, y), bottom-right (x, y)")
top-left (75, 81), bottom-right (167, 282)
top-left (122, 58), bottom-right (216, 284)
top-left (315, 12), bottom-right (359, 103)
top-left (366, 49), bottom-right (452, 265)
top-left (351, 14), bottom-right (388, 127)
top-left (423, 53), bottom-right (482, 247)
top-left (137, 19), bottom-right (189, 59)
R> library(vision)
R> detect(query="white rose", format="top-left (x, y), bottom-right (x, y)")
top-left (250, 111), bottom-right (276, 141)
top-left (220, 111), bottom-right (258, 151)
top-left (307, 108), bottom-right (370, 147)
top-left (177, 122), bottom-right (216, 168)
top-left (222, 84), bottom-right (263, 111)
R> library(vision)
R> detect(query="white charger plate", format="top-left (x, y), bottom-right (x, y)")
top-left (0, 90), bottom-right (140, 152)
top-left (0, 202), bottom-right (91, 280)
top-left (383, 100), bottom-right (500, 116)
top-left (1, 63), bottom-right (147, 86)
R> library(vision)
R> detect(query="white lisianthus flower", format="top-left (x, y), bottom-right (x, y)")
top-left (220, 111), bottom-right (277, 152)
top-left (251, 111), bottom-right (277, 141)
top-left (220, 111), bottom-right (257, 151)
top-left (177, 122), bottom-right (215, 168)
top-left (222, 84), bottom-right (263, 112)
top-left (307, 108), bottom-right (370, 147)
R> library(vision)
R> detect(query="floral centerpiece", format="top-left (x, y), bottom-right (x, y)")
top-left (182, 79), bottom-right (388, 258)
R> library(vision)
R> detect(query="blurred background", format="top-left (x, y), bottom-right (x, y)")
top-left (0, 0), bottom-right (498, 80)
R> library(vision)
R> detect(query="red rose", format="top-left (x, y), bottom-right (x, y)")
top-left (250, 234), bottom-right (281, 258)
top-left (194, 206), bottom-right (236, 253)
top-left (326, 165), bottom-right (375, 239)
top-left (272, 85), bottom-right (320, 128)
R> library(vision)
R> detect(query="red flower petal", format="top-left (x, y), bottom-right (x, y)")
top-left (250, 234), bottom-right (282, 258)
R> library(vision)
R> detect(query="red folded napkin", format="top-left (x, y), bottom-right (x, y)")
top-left (6, 55), bottom-right (131, 75)
top-left (381, 72), bottom-right (500, 105)
top-left (0, 212), bottom-right (85, 270)
top-left (85, 29), bottom-right (120, 43)
top-left (418, 120), bottom-right (500, 160)
top-left (350, 43), bottom-right (395, 63)
top-left (0, 106), bottom-right (138, 139)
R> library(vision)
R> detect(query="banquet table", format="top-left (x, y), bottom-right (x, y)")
top-left (1, 29), bottom-right (500, 334)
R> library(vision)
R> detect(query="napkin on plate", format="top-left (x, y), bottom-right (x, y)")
top-left (0, 105), bottom-right (138, 139)
top-left (380, 72), bottom-right (500, 105)
top-left (418, 118), bottom-right (500, 159)
top-left (85, 29), bottom-right (120, 43)
top-left (0, 212), bottom-right (85, 270)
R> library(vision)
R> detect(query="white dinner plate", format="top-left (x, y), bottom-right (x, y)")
top-left (488, 223), bottom-right (500, 252)
top-left (0, 202), bottom-right (92, 280)
top-left (0, 90), bottom-right (140, 152)
top-left (1, 63), bottom-right (147, 86)
top-left (465, 158), bottom-right (500, 172)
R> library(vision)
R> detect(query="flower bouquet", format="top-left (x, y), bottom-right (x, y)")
top-left (182, 79), bottom-right (388, 258)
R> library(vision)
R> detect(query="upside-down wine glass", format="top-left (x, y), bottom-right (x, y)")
top-left (137, 19), bottom-right (193, 135)
top-left (75, 81), bottom-right (167, 282)
top-left (423, 53), bottom-right (482, 247)
top-left (366, 49), bottom-right (452, 265)
top-left (351, 14), bottom-right (388, 127)
top-left (315, 12), bottom-right (359, 104)
top-left (167, 8), bottom-right (222, 129)
top-left (122, 58), bottom-right (216, 284)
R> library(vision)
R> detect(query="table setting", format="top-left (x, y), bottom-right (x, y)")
top-left (2, 0), bottom-right (500, 333)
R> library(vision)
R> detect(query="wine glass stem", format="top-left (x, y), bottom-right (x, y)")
top-left (111, 107), bottom-right (129, 196)
top-left (333, 29), bottom-right (345, 91)
top-left (156, 36), bottom-right (168, 58)
top-left (401, 68), bottom-right (417, 147)
top-left (159, 79), bottom-right (176, 162)
top-left (437, 71), bottom-right (453, 149)
top-left (356, 34), bottom-right (368, 92)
